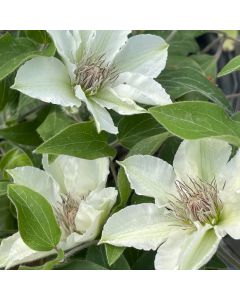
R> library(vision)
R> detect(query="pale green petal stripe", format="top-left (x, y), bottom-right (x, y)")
top-left (179, 226), bottom-right (221, 270)
top-left (92, 86), bottom-right (145, 115)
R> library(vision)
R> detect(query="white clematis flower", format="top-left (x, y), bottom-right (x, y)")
top-left (0, 155), bottom-right (117, 269)
top-left (100, 138), bottom-right (240, 269)
top-left (12, 31), bottom-right (171, 134)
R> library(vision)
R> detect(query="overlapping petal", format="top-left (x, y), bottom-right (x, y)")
top-left (75, 187), bottom-right (117, 236)
top-left (92, 86), bottom-right (145, 115)
top-left (0, 233), bottom-right (54, 269)
top-left (114, 34), bottom-right (168, 78)
top-left (100, 203), bottom-right (174, 250)
top-left (118, 155), bottom-right (176, 205)
top-left (12, 56), bottom-right (80, 107)
top-left (113, 72), bottom-right (171, 105)
top-left (173, 138), bottom-right (231, 183)
top-left (217, 202), bottom-right (240, 239)
top-left (88, 30), bottom-right (131, 63)
top-left (155, 226), bottom-right (221, 270)
top-left (8, 166), bottom-right (61, 207)
top-left (42, 155), bottom-right (110, 200)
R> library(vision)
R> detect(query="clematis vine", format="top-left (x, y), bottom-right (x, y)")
top-left (12, 30), bottom-right (171, 134)
top-left (100, 138), bottom-right (240, 269)
top-left (0, 155), bottom-right (117, 269)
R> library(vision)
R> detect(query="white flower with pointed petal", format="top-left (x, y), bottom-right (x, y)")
top-left (0, 155), bottom-right (117, 269)
top-left (100, 138), bottom-right (240, 269)
top-left (12, 31), bottom-right (171, 134)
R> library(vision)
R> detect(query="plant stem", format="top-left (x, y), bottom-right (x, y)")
top-left (166, 30), bottom-right (177, 42)
top-left (110, 160), bottom-right (118, 185)
top-left (226, 92), bottom-right (240, 99)
top-left (217, 241), bottom-right (240, 269)
top-left (64, 240), bottom-right (98, 260)
top-left (109, 140), bottom-right (119, 147)
top-left (201, 36), bottom-right (222, 53)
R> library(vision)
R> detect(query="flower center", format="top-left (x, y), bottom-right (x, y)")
top-left (74, 54), bottom-right (118, 96)
top-left (56, 194), bottom-right (81, 235)
top-left (169, 178), bottom-right (223, 227)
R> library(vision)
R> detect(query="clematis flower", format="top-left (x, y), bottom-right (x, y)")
top-left (100, 138), bottom-right (240, 269)
top-left (12, 31), bottom-right (171, 134)
top-left (0, 155), bottom-right (117, 269)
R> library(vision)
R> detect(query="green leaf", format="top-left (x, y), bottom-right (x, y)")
top-left (0, 181), bottom-right (8, 196)
top-left (148, 30), bottom-right (204, 55)
top-left (14, 94), bottom-right (43, 120)
top-left (149, 101), bottom-right (240, 146)
top-left (166, 55), bottom-right (202, 71)
top-left (0, 75), bottom-right (19, 111)
top-left (86, 245), bottom-right (130, 270)
top-left (203, 254), bottom-right (227, 270)
top-left (7, 184), bottom-right (61, 251)
top-left (218, 55), bottom-right (240, 77)
top-left (132, 251), bottom-right (155, 270)
top-left (24, 30), bottom-right (51, 44)
top-left (105, 244), bottom-right (125, 266)
top-left (0, 195), bottom-right (17, 238)
top-left (55, 259), bottom-right (107, 270)
top-left (0, 119), bottom-right (42, 145)
top-left (37, 106), bottom-right (74, 141)
top-left (159, 66), bottom-right (232, 112)
top-left (0, 105), bottom-right (49, 145)
top-left (158, 136), bottom-right (182, 164)
top-left (35, 121), bottom-right (116, 159)
top-left (118, 114), bottom-right (164, 148)
top-left (0, 33), bottom-right (55, 81)
top-left (114, 167), bottom-right (132, 213)
top-left (129, 132), bottom-right (170, 156)
top-left (19, 249), bottom-right (64, 270)
top-left (131, 194), bottom-right (154, 204)
top-left (232, 112), bottom-right (240, 122)
top-left (0, 148), bottom-right (32, 179)
top-left (191, 54), bottom-right (217, 79)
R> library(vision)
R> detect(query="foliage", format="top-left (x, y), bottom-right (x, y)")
top-left (0, 30), bottom-right (240, 270)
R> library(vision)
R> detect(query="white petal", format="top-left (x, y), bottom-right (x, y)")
top-left (217, 202), bottom-right (240, 239)
top-left (114, 34), bottom-right (168, 78)
top-left (47, 30), bottom-right (81, 64)
top-left (89, 30), bottom-right (131, 63)
top-left (113, 72), bottom-right (172, 106)
top-left (61, 232), bottom-right (90, 251)
top-left (173, 138), bottom-right (232, 183)
top-left (118, 155), bottom-right (176, 205)
top-left (155, 226), bottom-right (221, 270)
top-left (43, 155), bottom-right (110, 200)
top-left (75, 187), bottom-right (117, 235)
top-left (217, 149), bottom-right (240, 203)
top-left (76, 86), bottom-right (118, 134)
top-left (154, 229), bottom-right (190, 270)
top-left (12, 57), bottom-right (80, 107)
top-left (7, 166), bottom-right (61, 208)
top-left (179, 226), bottom-right (221, 270)
top-left (0, 233), bottom-right (53, 269)
top-left (100, 203), bottom-right (174, 250)
top-left (92, 86), bottom-right (145, 115)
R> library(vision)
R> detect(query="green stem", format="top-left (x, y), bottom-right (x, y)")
top-left (217, 241), bottom-right (240, 269)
